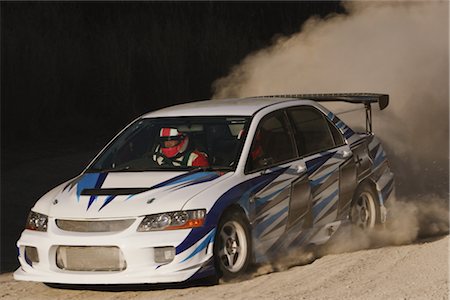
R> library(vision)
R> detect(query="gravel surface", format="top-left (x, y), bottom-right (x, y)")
top-left (1, 235), bottom-right (448, 300)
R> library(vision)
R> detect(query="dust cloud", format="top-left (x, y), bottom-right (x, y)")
top-left (212, 1), bottom-right (449, 276)
top-left (212, 1), bottom-right (448, 193)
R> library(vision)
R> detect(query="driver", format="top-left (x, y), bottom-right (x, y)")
top-left (153, 127), bottom-right (209, 167)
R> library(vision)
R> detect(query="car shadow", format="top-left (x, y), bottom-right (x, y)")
top-left (44, 276), bottom-right (218, 291)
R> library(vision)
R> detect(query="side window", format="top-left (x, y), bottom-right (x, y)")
top-left (328, 120), bottom-right (345, 146)
top-left (246, 111), bottom-right (296, 172)
top-left (288, 107), bottom-right (338, 157)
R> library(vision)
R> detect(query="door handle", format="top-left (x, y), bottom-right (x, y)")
top-left (341, 150), bottom-right (352, 158)
top-left (295, 164), bottom-right (307, 174)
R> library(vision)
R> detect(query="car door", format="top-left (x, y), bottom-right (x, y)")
top-left (244, 109), bottom-right (312, 259)
top-left (287, 106), bottom-right (356, 231)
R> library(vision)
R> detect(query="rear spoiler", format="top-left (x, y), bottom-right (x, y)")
top-left (256, 93), bottom-right (389, 133)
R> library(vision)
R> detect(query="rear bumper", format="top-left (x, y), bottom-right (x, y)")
top-left (14, 221), bottom-right (216, 284)
top-left (375, 168), bottom-right (395, 224)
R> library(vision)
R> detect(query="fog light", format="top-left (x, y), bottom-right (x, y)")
top-left (25, 246), bottom-right (39, 264)
top-left (154, 246), bottom-right (175, 264)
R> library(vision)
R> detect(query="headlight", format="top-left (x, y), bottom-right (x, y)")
top-left (25, 211), bottom-right (48, 232)
top-left (137, 209), bottom-right (206, 232)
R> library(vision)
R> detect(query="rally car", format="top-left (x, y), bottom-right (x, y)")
top-left (14, 93), bottom-right (394, 284)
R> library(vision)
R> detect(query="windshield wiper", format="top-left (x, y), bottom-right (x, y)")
top-left (86, 165), bottom-right (234, 173)
top-left (86, 166), bottom-right (131, 173)
top-left (189, 166), bottom-right (234, 172)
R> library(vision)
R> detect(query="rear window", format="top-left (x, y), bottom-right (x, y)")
top-left (288, 107), bottom-right (338, 157)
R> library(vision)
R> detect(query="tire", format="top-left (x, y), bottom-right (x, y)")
top-left (214, 210), bottom-right (252, 280)
top-left (350, 184), bottom-right (380, 231)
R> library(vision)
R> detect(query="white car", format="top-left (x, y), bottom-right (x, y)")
top-left (14, 94), bottom-right (394, 285)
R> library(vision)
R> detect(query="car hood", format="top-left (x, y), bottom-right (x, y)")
top-left (34, 170), bottom-right (232, 219)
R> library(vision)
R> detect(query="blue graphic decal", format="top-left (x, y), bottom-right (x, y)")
top-left (310, 171), bottom-right (334, 187)
top-left (150, 171), bottom-right (202, 189)
top-left (255, 206), bottom-right (288, 237)
top-left (264, 219), bottom-right (310, 257)
top-left (176, 167), bottom-right (288, 254)
top-left (381, 178), bottom-right (394, 202)
top-left (373, 150), bottom-right (385, 168)
top-left (87, 196), bottom-right (97, 210)
top-left (328, 112), bottom-right (354, 139)
top-left (69, 170), bottom-right (220, 211)
top-left (150, 171), bottom-right (221, 190)
top-left (64, 176), bottom-right (82, 193)
top-left (189, 257), bottom-right (216, 280)
top-left (86, 173), bottom-right (108, 210)
top-left (181, 229), bottom-right (216, 263)
top-left (312, 189), bottom-right (339, 218)
top-left (75, 173), bottom-right (102, 201)
top-left (98, 195), bottom-right (117, 211)
top-left (344, 129), bottom-right (354, 139)
top-left (171, 172), bottom-right (217, 186)
top-left (180, 173), bottom-right (221, 189)
top-left (254, 187), bottom-right (286, 208)
top-left (306, 152), bottom-right (336, 176)
top-left (124, 194), bottom-right (135, 201)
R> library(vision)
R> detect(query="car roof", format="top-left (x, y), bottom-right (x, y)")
top-left (142, 97), bottom-right (313, 118)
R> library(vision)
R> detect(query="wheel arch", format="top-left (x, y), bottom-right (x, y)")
top-left (355, 178), bottom-right (377, 194)
top-left (215, 203), bottom-right (251, 231)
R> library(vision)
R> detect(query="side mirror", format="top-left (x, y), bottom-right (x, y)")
top-left (259, 157), bottom-right (274, 175)
top-left (260, 157), bottom-right (274, 166)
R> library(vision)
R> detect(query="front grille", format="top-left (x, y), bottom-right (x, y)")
top-left (56, 219), bottom-right (135, 232)
top-left (56, 246), bottom-right (126, 271)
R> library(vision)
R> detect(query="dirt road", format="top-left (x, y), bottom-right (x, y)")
top-left (1, 235), bottom-right (447, 300)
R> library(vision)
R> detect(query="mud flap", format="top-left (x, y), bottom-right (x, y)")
top-left (375, 169), bottom-right (395, 224)
top-left (308, 220), bottom-right (342, 245)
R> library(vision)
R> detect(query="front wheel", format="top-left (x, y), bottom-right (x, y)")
top-left (214, 210), bottom-right (252, 280)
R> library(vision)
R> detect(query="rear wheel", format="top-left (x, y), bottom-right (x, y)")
top-left (351, 185), bottom-right (379, 230)
top-left (214, 210), bottom-right (251, 280)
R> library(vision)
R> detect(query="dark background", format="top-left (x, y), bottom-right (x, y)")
top-left (2, 1), bottom-right (345, 149)
top-left (1, 1), bottom-right (345, 273)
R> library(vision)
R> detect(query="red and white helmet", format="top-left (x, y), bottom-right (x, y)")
top-left (159, 127), bottom-right (189, 158)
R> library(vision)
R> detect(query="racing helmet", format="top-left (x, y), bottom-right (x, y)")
top-left (250, 129), bottom-right (263, 160)
top-left (159, 127), bottom-right (189, 158)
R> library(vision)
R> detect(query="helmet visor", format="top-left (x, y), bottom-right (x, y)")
top-left (160, 135), bottom-right (184, 148)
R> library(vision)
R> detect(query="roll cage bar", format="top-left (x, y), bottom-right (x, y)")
top-left (255, 93), bottom-right (389, 133)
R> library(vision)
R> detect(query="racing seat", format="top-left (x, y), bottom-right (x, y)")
top-left (206, 125), bottom-right (237, 166)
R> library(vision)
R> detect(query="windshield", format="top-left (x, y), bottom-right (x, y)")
top-left (87, 116), bottom-right (250, 172)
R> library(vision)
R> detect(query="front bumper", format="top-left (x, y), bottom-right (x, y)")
top-left (14, 217), bottom-right (216, 284)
